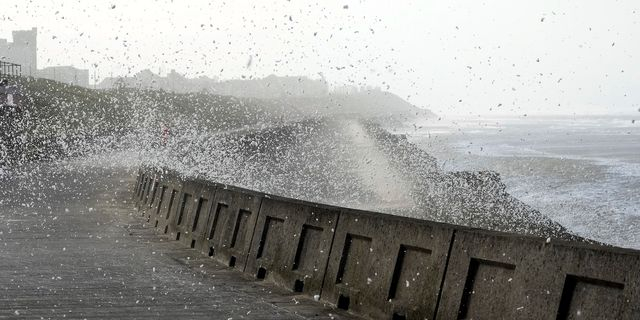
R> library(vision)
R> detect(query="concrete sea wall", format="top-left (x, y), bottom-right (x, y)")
top-left (133, 166), bottom-right (640, 320)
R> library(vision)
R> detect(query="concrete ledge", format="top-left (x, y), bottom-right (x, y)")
top-left (323, 209), bottom-right (454, 320)
top-left (148, 169), bottom-right (184, 236)
top-left (542, 242), bottom-right (640, 319)
top-left (167, 180), bottom-right (203, 244)
top-left (132, 167), bottom-right (640, 320)
top-left (246, 197), bottom-right (340, 296)
top-left (180, 182), bottom-right (217, 250)
top-left (133, 168), bottom-right (143, 199)
top-left (437, 230), bottom-right (640, 319)
top-left (140, 170), bottom-right (163, 219)
top-left (198, 186), bottom-right (264, 272)
top-left (174, 181), bottom-right (214, 248)
top-left (436, 230), bottom-right (548, 319)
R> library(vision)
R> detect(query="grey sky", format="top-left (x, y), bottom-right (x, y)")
top-left (1, 0), bottom-right (639, 115)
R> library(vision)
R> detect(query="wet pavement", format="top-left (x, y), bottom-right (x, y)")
top-left (0, 159), bottom-right (359, 319)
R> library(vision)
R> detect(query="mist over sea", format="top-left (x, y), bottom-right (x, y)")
top-left (402, 114), bottom-right (640, 249)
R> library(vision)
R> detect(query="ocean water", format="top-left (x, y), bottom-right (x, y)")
top-left (402, 115), bottom-right (640, 249)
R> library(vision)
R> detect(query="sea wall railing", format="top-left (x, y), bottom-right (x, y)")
top-left (0, 61), bottom-right (22, 78)
top-left (134, 166), bottom-right (640, 320)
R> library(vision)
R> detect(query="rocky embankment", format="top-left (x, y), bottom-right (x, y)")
top-left (147, 116), bottom-right (586, 241)
top-left (362, 120), bottom-right (586, 241)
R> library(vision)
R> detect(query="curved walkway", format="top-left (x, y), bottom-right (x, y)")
top-left (0, 158), bottom-right (358, 319)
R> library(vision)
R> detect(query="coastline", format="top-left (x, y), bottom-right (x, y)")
top-left (398, 115), bottom-right (640, 249)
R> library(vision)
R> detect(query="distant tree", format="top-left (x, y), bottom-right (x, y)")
top-left (114, 77), bottom-right (128, 90)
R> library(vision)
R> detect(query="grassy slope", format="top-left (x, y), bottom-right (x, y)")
top-left (1, 77), bottom-right (432, 165)
top-left (1, 78), bottom-right (283, 164)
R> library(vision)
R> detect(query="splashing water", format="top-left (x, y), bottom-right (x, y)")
top-left (1, 78), bottom-right (599, 245)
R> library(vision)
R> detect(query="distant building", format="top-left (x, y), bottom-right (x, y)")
top-left (1, 28), bottom-right (91, 87)
top-left (0, 61), bottom-right (23, 78)
top-left (96, 70), bottom-right (328, 98)
top-left (213, 74), bottom-right (329, 98)
top-left (39, 66), bottom-right (90, 87)
top-left (97, 69), bottom-right (217, 92)
top-left (333, 85), bottom-right (359, 95)
top-left (0, 28), bottom-right (37, 76)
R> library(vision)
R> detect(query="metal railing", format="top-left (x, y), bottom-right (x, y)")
top-left (0, 61), bottom-right (22, 78)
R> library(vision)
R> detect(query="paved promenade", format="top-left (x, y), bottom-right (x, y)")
top-left (0, 158), bottom-right (358, 319)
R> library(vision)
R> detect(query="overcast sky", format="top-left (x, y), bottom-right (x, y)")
top-left (1, 0), bottom-right (639, 115)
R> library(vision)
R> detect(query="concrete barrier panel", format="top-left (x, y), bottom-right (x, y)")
top-left (142, 174), bottom-right (156, 208)
top-left (539, 242), bottom-right (640, 320)
top-left (133, 169), bottom-right (143, 199)
top-left (245, 197), bottom-right (340, 296)
top-left (198, 187), bottom-right (262, 272)
top-left (436, 230), bottom-right (546, 320)
top-left (435, 231), bottom-right (640, 320)
top-left (139, 174), bottom-right (161, 219)
top-left (134, 168), bottom-right (154, 214)
top-left (323, 209), bottom-right (454, 320)
top-left (138, 174), bottom-right (153, 207)
top-left (146, 181), bottom-right (167, 223)
top-left (136, 169), bottom-right (147, 200)
top-left (179, 180), bottom-right (217, 249)
top-left (153, 172), bottom-right (184, 236)
top-left (138, 174), bottom-right (152, 215)
top-left (145, 177), bottom-right (158, 209)
top-left (165, 180), bottom-right (204, 243)
top-left (137, 174), bottom-right (148, 205)
top-left (147, 179), bottom-right (160, 209)
top-left (144, 169), bottom-right (178, 228)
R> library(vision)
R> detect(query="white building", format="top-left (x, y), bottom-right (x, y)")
top-left (0, 28), bottom-right (38, 77)
top-left (39, 66), bottom-right (90, 87)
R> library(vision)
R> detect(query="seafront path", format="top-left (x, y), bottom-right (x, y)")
top-left (0, 156), bottom-right (358, 319)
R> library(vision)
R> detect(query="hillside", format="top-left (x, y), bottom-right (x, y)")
top-left (268, 89), bottom-right (436, 121)
top-left (1, 77), bottom-right (434, 166)
top-left (0, 78), bottom-right (278, 165)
